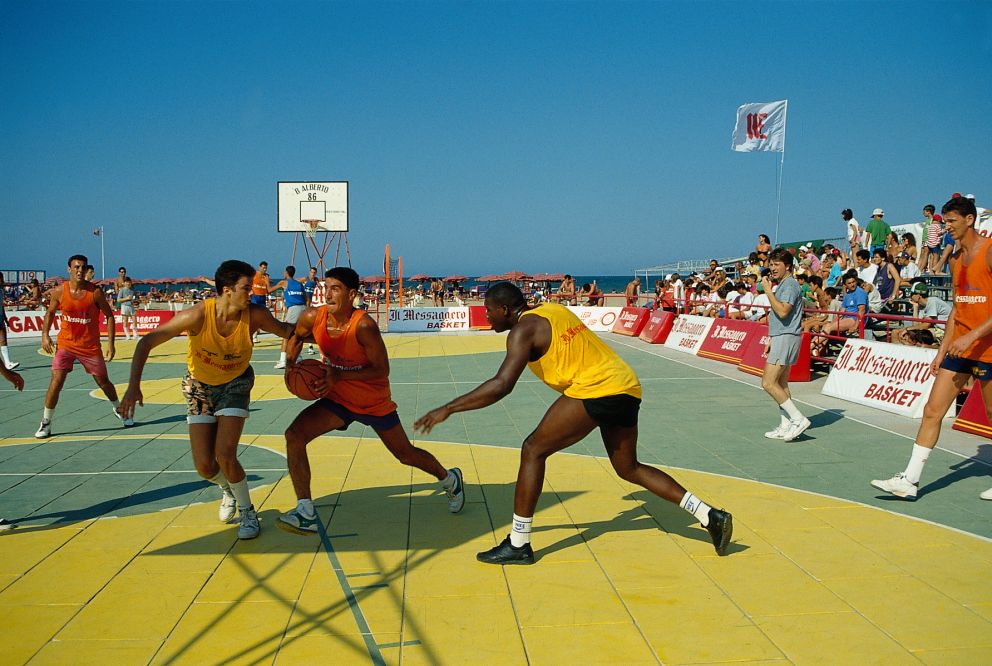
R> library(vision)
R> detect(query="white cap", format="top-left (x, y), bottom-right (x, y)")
top-left (965, 193), bottom-right (975, 200)
top-left (799, 244), bottom-right (810, 252)
top-left (872, 208), bottom-right (884, 216)
top-left (665, 274), bottom-right (672, 280)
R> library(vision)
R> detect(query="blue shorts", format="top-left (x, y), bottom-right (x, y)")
top-left (940, 355), bottom-right (992, 381)
top-left (316, 398), bottom-right (401, 432)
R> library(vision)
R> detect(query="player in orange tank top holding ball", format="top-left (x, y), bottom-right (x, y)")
top-left (872, 196), bottom-right (992, 501)
top-left (36, 254), bottom-right (125, 438)
top-left (276, 266), bottom-right (464, 535)
top-left (119, 260), bottom-right (297, 539)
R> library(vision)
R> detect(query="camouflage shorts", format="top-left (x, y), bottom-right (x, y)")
top-left (182, 366), bottom-right (255, 424)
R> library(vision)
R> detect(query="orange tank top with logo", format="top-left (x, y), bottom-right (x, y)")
top-left (251, 271), bottom-right (269, 297)
top-left (314, 307), bottom-right (396, 417)
top-left (952, 236), bottom-right (992, 362)
top-left (57, 283), bottom-right (102, 356)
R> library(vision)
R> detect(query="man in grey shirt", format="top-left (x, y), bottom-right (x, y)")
top-left (761, 248), bottom-right (811, 442)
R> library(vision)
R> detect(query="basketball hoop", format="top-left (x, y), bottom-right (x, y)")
top-left (302, 219), bottom-right (321, 240)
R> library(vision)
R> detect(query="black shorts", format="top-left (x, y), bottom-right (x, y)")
top-left (316, 398), bottom-right (402, 432)
top-left (940, 355), bottom-right (992, 381)
top-left (582, 394), bottom-right (641, 428)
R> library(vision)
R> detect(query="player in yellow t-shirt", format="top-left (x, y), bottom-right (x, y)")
top-left (120, 260), bottom-right (297, 540)
top-left (416, 282), bottom-right (733, 564)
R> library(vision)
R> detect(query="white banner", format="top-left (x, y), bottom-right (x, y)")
top-left (566, 306), bottom-right (623, 332)
top-left (731, 100), bottom-right (787, 152)
top-left (663, 315), bottom-right (716, 355)
top-left (386, 307), bottom-right (469, 332)
top-left (3, 309), bottom-right (60, 340)
top-left (822, 338), bottom-right (950, 418)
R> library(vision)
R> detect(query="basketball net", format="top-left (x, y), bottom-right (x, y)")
top-left (303, 219), bottom-right (321, 241)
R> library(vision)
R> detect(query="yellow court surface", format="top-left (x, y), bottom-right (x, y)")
top-left (1, 332), bottom-right (990, 664)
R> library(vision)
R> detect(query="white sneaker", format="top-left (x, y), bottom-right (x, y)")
top-left (307, 345), bottom-right (316, 355)
top-left (764, 424), bottom-right (788, 440)
top-left (274, 360), bottom-right (286, 370)
top-left (35, 420), bottom-right (51, 439)
top-left (238, 506), bottom-right (260, 539)
top-left (0, 518), bottom-right (14, 532)
top-left (112, 407), bottom-right (133, 428)
top-left (219, 488), bottom-right (238, 523)
top-left (5, 362), bottom-right (19, 370)
top-left (444, 467), bottom-right (465, 513)
top-left (980, 487), bottom-right (992, 501)
top-left (783, 417), bottom-right (812, 442)
top-left (870, 473), bottom-right (918, 500)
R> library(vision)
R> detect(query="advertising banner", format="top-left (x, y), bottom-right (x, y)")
top-left (99, 310), bottom-right (176, 336)
top-left (952, 385), bottom-right (992, 439)
top-left (468, 305), bottom-right (492, 330)
top-left (822, 338), bottom-right (945, 418)
top-left (566, 306), bottom-right (623, 332)
top-left (387, 307), bottom-right (470, 332)
top-left (611, 307), bottom-right (651, 337)
top-left (3, 310), bottom-right (60, 340)
top-left (663, 315), bottom-right (716, 355)
top-left (697, 319), bottom-right (760, 365)
top-left (638, 310), bottom-right (676, 344)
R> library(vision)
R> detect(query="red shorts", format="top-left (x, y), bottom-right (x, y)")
top-left (53, 348), bottom-right (108, 377)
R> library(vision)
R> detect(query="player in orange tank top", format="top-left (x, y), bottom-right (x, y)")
top-left (119, 260), bottom-right (297, 539)
top-left (415, 282), bottom-right (733, 565)
top-left (275, 266), bottom-right (465, 535)
top-left (35, 254), bottom-right (123, 439)
top-left (872, 196), bottom-right (992, 501)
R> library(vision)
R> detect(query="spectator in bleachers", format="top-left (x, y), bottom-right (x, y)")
top-left (843, 208), bottom-right (861, 253)
top-left (890, 283), bottom-right (952, 345)
top-left (895, 251), bottom-right (921, 287)
top-left (742, 272), bottom-right (758, 294)
top-left (862, 278), bottom-right (883, 314)
top-left (755, 234), bottom-right (772, 265)
top-left (669, 273), bottom-right (685, 310)
top-left (933, 224), bottom-right (955, 275)
top-left (807, 275), bottom-right (829, 310)
top-left (871, 248), bottom-right (902, 309)
top-left (747, 280), bottom-right (770, 323)
top-left (864, 208), bottom-right (891, 253)
top-left (917, 204), bottom-right (937, 272)
top-left (799, 244), bottom-right (820, 273)
top-left (855, 249), bottom-right (877, 284)
top-left (924, 213), bottom-right (945, 273)
top-left (884, 231), bottom-right (900, 261)
top-left (744, 253), bottom-right (762, 278)
top-left (815, 271), bottom-right (867, 354)
top-left (727, 282), bottom-right (749, 319)
top-left (900, 232), bottom-right (918, 262)
top-left (795, 273), bottom-right (811, 302)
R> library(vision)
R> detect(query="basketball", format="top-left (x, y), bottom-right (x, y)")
top-left (284, 359), bottom-right (327, 401)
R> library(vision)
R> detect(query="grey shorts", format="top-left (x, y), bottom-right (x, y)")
top-left (120, 303), bottom-right (136, 316)
top-left (284, 304), bottom-right (306, 324)
top-left (767, 334), bottom-right (801, 366)
top-left (183, 366), bottom-right (255, 424)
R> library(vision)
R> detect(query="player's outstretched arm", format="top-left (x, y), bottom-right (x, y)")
top-left (414, 319), bottom-right (534, 434)
top-left (250, 304), bottom-right (295, 339)
top-left (120, 305), bottom-right (204, 420)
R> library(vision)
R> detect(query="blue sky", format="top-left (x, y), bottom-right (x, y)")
top-left (2, 1), bottom-right (990, 280)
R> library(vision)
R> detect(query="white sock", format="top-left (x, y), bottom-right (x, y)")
top-left (43, 407), bottom-right (55, 422)
top-left (297, 498), bottom-right (315, 518)
top-left (779, 411), bottom-right (790, 428)
top-left (0, 346), bottom-right (11, 366)
top-left (207, 471), bottom-right (230, 490)
top-left (279, 351), bottom-right (287, 364)
top-left (679, 492), bottom-right (712, 527)
top-left (509, 514), bottom-right (532, 547)
top-left (781, 399), bottom-right (804, 422)
top-left (228, 477), bottom-right (253, 510)
top-left (440, 470), bottom-right (456, 489)
top-left (903, 444), bottom-right (931, 485)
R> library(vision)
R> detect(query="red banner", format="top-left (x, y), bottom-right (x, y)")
top-left (468, 305), bottom-right (492, 330)
top-left (611, 307), bottom-right (651, 337)
top-left (952, 385), bottom-right (992, 439)
top-left (99, 310), bottom-right (176, 336)
top-left (737, 326), bottom-right (812, 382)
top-left (638, 310), bottom-right (675, 344)
top-left (697, 319), bottom-right (760, 365)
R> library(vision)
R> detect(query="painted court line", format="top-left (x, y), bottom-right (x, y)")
top-left (0, 469), bottom-right (287, 477)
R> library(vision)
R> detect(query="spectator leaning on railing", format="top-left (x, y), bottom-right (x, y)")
top-left (814, 270), bottom-right (867, 354)
top-left (890, 283), bottom-right (952, 345)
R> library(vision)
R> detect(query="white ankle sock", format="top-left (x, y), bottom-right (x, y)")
top-left (779, 412), bottom-right (790, 428)
top-left (279, 352), bottom-right (287, 364)
top-left (43, 407), bottom-right (55, 421)
top-left (679, 492), bottom-right (712, 526)
top-left (228, 477), bottom-right (252, 510)
top-left (781, 399), bottom-right (804, 421)
top-left (510, 514), bottom-right (532, 547)
top-left (903, 444), bottom-right (931, 484)
top-left (207, 471), bottom-right (230, 489)
top-left (0, 346), bottom-right (11, 366)
top-left (440, 470), bottom-right (456, 489)
top-left (297, 498), bottom-right (315, 518)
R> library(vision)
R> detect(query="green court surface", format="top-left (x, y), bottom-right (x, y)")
top-left (0, 333), bottom-right (990, 665)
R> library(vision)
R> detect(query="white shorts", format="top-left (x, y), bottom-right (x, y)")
top-left (768, 334), bottom-right (801, 366)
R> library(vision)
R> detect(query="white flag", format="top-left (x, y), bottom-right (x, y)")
top-left (731, 100), bottom-right (787, 152)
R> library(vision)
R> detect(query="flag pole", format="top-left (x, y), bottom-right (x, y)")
top-left (100, 226), bottom-right (105, 280)
top-left (774, 101), bottom-right (788, 246)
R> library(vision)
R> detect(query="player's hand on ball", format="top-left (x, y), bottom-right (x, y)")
top-left (311, 366), bottom-right (334, 395)
top-left (414, 406), bottom-right (450, 435)
top-left (120, 386), bottom-right (143, 419)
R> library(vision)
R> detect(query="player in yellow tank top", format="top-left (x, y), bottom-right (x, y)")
top-left (416, 282), bottom-right (734, 564)
top-left (120, 260), bottom-right (297, 539)
top-left (872, 196), bottom-right (992, 501)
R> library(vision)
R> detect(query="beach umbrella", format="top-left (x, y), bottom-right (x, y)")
top-left (444, 275), bottom-right (468, 282)
top-left (474, 274), bottom-right (499, 282)
top-left (361, 275), bottom-right (386, 284)
top-left (496, 271), bottom-right (531, 282)
top-left (409, 273), bottom-right (431, 281)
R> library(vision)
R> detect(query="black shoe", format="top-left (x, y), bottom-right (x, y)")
top-left (477, 535), bottom-right (535, 565)
top-left (706, 508), bottom-right (733, 556)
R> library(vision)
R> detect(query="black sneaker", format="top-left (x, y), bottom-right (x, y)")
top-left (477, 535), bottom-right (535, 565)
top-left (706, 508), bottom-right (733, 556)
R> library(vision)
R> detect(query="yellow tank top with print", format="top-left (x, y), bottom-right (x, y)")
top-left (187, 298), bottom-right (253, 385)
top-left (520, 303), bottom-right (641, 400)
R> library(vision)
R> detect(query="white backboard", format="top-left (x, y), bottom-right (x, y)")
top-left (277, 181), bottom-right (349, 233)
